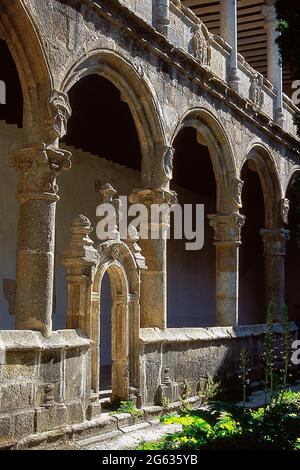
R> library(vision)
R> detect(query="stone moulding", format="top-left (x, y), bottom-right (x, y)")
top-left (139, 323), bottom-right (299, 344)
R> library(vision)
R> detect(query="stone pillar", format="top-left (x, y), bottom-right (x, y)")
top-left (208, 212), bottom-right (245, 326)
top-left (220, 0), bottom-right (239, 91)
top-left (10, 91), bottom-right (72, 336)
top-left (10, 144), bottom-right (71, 336)
top-left (157, 0), bottom-right (170, 36)
top-left (262, 3), bottom-right (284, 125)
top-left (129, 188), bottom-right (177, 329)
top-left (260, 228), bottom-right (289, 320)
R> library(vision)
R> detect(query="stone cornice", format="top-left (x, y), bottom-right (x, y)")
top-left (80, 0), bottom-right (300, 157)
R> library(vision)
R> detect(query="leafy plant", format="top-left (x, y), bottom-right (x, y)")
top-left (281, 304), bottom-right (291, 387)
top-left (197, 376), bottom-right (221, 404)
top-left (110, 400), bottom-right (143, 417)
top-left (264, 303), bottom-right (275, 401)
top-left (137, 391), bottom-right (300, 450)
top-left (239, 347), bottom-right (250, 407)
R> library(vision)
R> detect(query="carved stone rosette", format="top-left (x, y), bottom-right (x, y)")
top-left (260, 228), bottom-right (290, 256)
top-left (208, 212), bottom-right (245, 245)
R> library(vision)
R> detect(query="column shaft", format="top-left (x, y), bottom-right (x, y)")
top-left (260, 228), bottom-right (289, 321)
top-left (209, 212), bottom-right (245, 326)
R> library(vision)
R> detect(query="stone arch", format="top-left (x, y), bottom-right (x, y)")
top-left (78, 239), bottom-right (141, 403)
top-left (171, 108), bottom-right (237, 212)
top-left (0, 0), bottom-right (52, 139)
top-left (243, 143), bottom-right (282, 228)
top-left (61, 49), bottom-right (166, 186)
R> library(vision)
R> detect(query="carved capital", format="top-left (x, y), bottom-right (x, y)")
top-left (208, 212), bottom-right (245, 244)
top-left (260, 228), bottom-right (290, 256)
top-left (9, 143), bottom-right (72, 201)
top-left (48, 90), bottom-right (72, 141)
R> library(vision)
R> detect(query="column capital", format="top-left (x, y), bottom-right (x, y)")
top-left (262, 4), bottom-right (278, 28)
top-left (9, 143), bottom-right (72, 202)
top-left (208, 212), bottom-right (245, 245)
top-left (260, 228), bottom-right (290, 256)
top-left (129, 187), bottom-right (177, 207)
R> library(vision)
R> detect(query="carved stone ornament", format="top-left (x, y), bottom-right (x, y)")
top-left (9, 143), bottom-right (72, 199)
top-left (232, 178), bottom-right (244, 210)
top-left (153, 144), bottom-right (175, 189)
top-left (249, 74), bottom-right (264, 109)
top-left (192, 22), bottom-right (211, 67)
top-left (208, 212), bottom-right (245, 244)
top-left (49, 90), bottom-right (72, 141)
top-left (260, 228), bottom-right (290, 256)
top-left (281, 198), bottom-right (290, 225)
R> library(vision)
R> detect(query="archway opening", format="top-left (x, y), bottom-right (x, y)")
top-left (167, 126), bottom-right (216, 327)
top-left (285, 172), bottom-right (300, 325)
top-left (100, 271), bottom-right (112, 397)
top-left (239, 161), bottom-right (265, 325)
top-left (0, 37), bottom-right (23, 329)
top-left (0, 38), bottom-right (23, 127)
top-left (56, 74), bottom-right (141, 329)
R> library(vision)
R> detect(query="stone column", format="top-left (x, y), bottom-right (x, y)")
top-left (260, 228), bottom-right (289, 321)
top-left (157, 0), bottom-right (170, 36)
top-left (220, 0), bottom-right (239, 91)
top-left (262, 3), bottom-right (284, 125)
top-left (208, 212), bottom-right (245, 326)
top-left (10, 91), bottom-right (72, 336)
top-left (129, 188), bottom-right (177, 329)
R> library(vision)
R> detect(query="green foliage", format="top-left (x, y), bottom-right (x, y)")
top-left (138, 391), bottom-right (300, 450)
top-left (110, 400), bottom-right (143, 417)
top-left (264, 303), bottom-right (275, 400)
top-left (197, 376), bottom-right (221, 404)
top-left (281, 304), bottom-right (291, 387)
top-left (239, 347), bottom-right (250, 407)
top-left (161, 396), bottom-right (171, 411)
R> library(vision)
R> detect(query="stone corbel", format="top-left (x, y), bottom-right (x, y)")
top-left (231, 177), bottom-right (244, 211)
top-left (152, 143), bottom-right (175, 190)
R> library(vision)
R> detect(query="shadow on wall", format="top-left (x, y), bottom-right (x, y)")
top-left (0, 39), bottom-right (23, 329)
top-left (286, 173), bottom-right (300, 324)
top-left (239, 162), bottom-right (265, 325)
top-left (168, 126), bottom-right (216, 328)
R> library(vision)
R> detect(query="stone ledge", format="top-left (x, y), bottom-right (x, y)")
top-left (139, 322), bottom-right (298, 344)
top-left (0, 329), bottom-right (91, 353)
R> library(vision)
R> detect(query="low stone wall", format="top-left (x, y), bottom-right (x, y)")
top-left (139, 324), bottom-right (299, 405)
top-left (0, 330), bottom-right (91, 445)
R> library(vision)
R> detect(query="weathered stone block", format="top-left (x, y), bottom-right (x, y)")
top-left (35, 404), bottom-right (67, 433)
top-left (67, 401), bottom-right (84, 425)
top-left (0, 414), bottom-right (12, 439)
top-left (13, 410), bottom-right (35, 438)
top-left (0, 382), bottom-right (33, 412)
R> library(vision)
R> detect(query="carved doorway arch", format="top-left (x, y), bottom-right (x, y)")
top-left (63, 217), bottom-right (145, 405)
